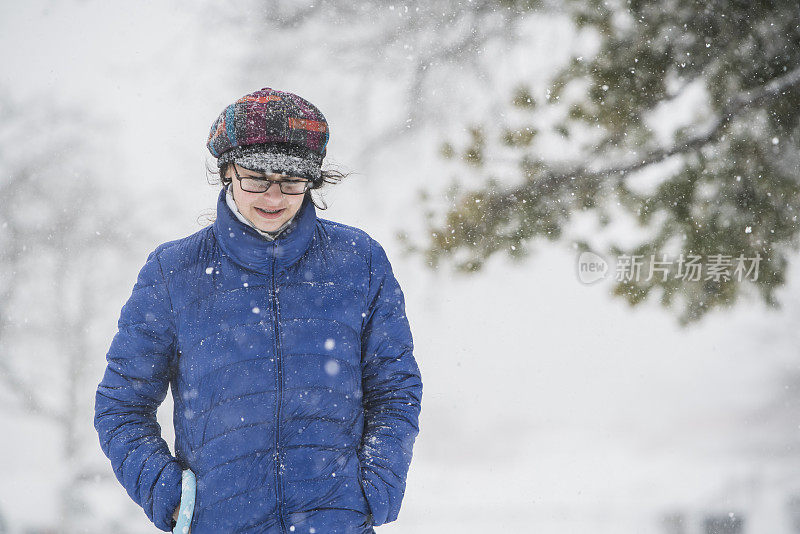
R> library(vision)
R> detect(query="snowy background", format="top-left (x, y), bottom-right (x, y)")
top-left (1, 1), bottom-right (799, 533)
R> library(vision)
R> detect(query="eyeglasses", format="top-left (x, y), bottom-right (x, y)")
top-left (231, 165), bottom-right (312, 195)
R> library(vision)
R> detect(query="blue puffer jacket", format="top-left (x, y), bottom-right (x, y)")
top-left (94, 188), bottom-right (423, 533)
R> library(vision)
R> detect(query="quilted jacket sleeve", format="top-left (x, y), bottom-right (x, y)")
top-left (358, 238), bottom-right (423, 526)
top-left (93, 248), bottom-right (182, 532)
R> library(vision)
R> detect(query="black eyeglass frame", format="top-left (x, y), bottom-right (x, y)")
top-left (231, 165), bottom-right (312, 195)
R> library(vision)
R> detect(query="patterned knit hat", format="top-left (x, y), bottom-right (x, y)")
top-left (207, 87), bottom-right (329, 181)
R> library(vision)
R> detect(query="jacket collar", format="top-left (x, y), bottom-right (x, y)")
top-left (212, 187), bottom-right (317, 273)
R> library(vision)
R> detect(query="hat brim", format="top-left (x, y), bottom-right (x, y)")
top-left (218, 144), bottom-right (322, 181)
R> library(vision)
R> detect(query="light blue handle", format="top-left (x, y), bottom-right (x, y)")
top-left (172, 469), bottom-right (196, 534)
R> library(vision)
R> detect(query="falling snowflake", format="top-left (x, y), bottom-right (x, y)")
top-left (325, 360), bottom-right (340, 376)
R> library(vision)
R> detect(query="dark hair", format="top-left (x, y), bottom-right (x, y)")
top-left (199, 159), bottom-right (352, 226)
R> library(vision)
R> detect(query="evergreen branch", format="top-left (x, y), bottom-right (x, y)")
top-left (518, 65), bottom-right (800, 193)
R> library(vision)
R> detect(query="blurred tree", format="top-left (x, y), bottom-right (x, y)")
top-left (411, 0), bottom-right (800, 325)
top-left (0, 91), bottom-right (147, 531)
top-left (205, 0), bottom-right (800, 324)
top-left (225, 0), bottom-right (544, 161)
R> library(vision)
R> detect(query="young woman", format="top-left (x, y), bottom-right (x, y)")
top-left (94, 87), bottom-right (423, 533)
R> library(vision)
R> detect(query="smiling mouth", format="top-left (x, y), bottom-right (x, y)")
top-left (255, 207), bottom-right (285, 218)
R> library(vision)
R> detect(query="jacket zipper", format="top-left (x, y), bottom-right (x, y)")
top-left (272, 248), bottom-right (287, 533)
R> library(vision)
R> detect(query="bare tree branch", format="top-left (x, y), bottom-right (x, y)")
top-left (0, 357), bottom-right (64, 421)
top-left (356, 6), bottom-right (518, 162)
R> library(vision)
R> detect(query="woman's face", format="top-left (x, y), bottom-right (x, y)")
top-left (227, 163), bottom-right (307, 232)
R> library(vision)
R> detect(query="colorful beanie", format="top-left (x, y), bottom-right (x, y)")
top-left (207, 87), bottom-right (329, 181)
